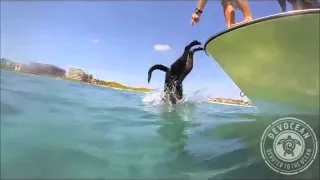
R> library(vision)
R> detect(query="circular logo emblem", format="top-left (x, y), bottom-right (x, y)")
top-left (261, 117), bottom-right (318, 175)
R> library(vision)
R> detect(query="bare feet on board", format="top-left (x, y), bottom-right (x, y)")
top-left (229, 16), bottom-right (253, 28)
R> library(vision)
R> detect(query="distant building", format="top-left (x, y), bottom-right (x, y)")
top-left (91, 78), bottom-right (97, 84)
top-left (67, 68), bottom-right (85, 81)
top-left (14, 64), bottom-right (22, 71)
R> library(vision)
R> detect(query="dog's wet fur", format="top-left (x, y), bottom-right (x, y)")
top-left (147, 40), bottom-right (204, 104)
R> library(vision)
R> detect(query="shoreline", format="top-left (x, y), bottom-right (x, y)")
top-left (95, 84), bottom-right (147, 93)
top-left (94, 84), bottom-right (153, 93)
top-left (207, 100), bottom-right (255, 107)
top-left (2, 69), bottom-right (254, 107)
top-left (96, 84), bottom-right (255, 107)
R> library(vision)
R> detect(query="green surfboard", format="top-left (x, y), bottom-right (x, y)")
top-left (205, 9), bottom-right (319, 115)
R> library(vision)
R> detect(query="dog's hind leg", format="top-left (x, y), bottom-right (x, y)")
top-left (186, 47), bottom-right (204, 69)
top-left (190, 47), bottom-right (204, 55)
top-left (177, 58), bottom-right (193, 85)
top-left (171, 41), bottom-right (202, 70)
top-left (177, 47), bottom-right (204, 84)
top-left (181, 40), bottom-right (202, 58)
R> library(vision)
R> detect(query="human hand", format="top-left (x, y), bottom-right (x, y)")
top-left (190, 13), bottom-right (201, 26)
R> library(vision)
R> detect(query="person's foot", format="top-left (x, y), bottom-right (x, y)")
top-left (231, 22), bottom-right (243, 27)
top-left (230, 22), bottom-right (241, 28)
top-left (229, 17), bottom-right (252, 28)
top-left (244, 16), bottom-right (253, 22)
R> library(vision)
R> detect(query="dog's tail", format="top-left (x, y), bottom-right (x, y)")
top-left (148, 64), bottom-right (168, 83)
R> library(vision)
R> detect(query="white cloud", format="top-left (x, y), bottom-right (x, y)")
top-left (153, 44), bottom-right (171, 52)
top-left (91, 39), bottom-right (99, 44)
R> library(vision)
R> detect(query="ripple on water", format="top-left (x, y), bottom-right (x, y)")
top-left (1, 102), bottom-right (23, 116)
top-left (1, 71), bottom-right (319, 179)
top-left (1, 146), bottom-right (111, 179)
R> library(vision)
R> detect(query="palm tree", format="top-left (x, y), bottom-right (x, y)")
top-left (88, 74), bottom-right (93, 83)
top-left (83, 73), bottom-right (89, 82)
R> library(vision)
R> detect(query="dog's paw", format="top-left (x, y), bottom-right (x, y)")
top-left (195, 47), bottom-right (204, 51)
top-left (191, 40), bottom-right (202, 46)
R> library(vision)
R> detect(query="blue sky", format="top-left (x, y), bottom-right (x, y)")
top-left (1, 1), bottom-right (283, 99)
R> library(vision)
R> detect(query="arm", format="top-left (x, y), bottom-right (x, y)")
top-left (191, 0), bottom-right (208, 26)
top-left (196, 0), bottom-right (208, 12)
top-left (278, 0), bottom-right (287, 12)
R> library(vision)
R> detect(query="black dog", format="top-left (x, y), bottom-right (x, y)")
top-left (147, 40), bottom-right (204, 104)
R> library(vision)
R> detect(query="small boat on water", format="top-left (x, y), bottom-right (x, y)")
top-left (204, 9), bottom-right (319, 115)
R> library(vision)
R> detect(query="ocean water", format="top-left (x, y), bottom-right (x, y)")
top-left (1, 70), bottom-right (319, 179)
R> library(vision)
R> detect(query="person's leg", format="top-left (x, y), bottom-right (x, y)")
top-left (235, 0), bottom-right (252, 24)
top-left (294, 2), bottom-right (303, 10)
top-left (302, 0), bottom-right (320, 9)
top-left (288, 0), bottom-right (303, 10)
top-left (221, 0), bottom-right (235, 28)
top-left (278, 0), bottom-right (288, 12)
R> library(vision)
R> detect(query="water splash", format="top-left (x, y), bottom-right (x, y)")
top-left (184, 87), bottom-right (212, 104)
top-left (142, 87), bottom-right (212, 106)
top-left (142, 89), bottom-right (164, 106)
